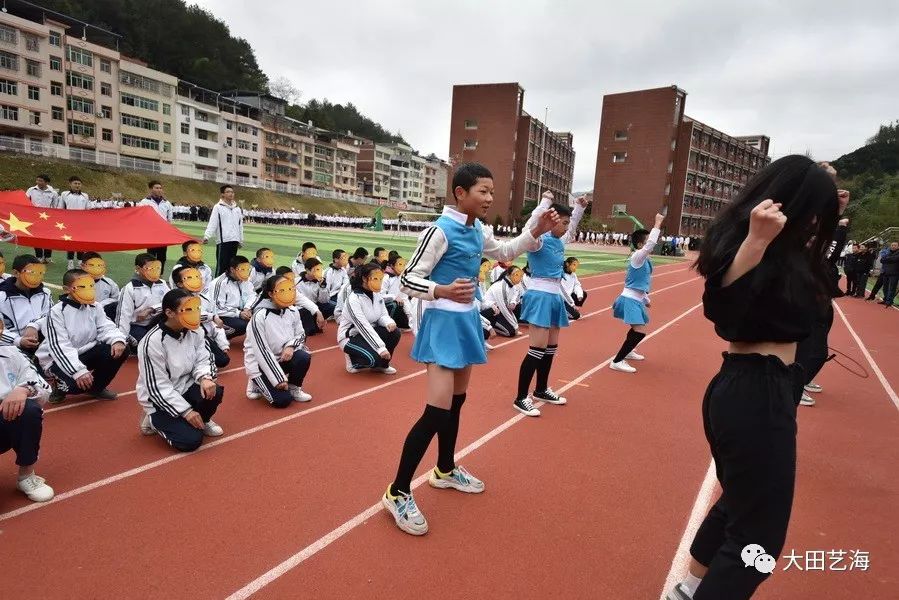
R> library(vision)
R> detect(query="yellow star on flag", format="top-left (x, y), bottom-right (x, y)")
top-left (0, 212), bottom-right (34, 235)
top-left (38, 212), bottom-right (50, 220)
top-left (62, 234), bottom-right (72, 241)
top-left (55, 222), bottom-right (66, 230)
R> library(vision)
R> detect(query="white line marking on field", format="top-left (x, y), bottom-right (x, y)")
top-left (225, 302), bottom-right (703, 600)
top-left (834, 302), bottom-right (899, 412)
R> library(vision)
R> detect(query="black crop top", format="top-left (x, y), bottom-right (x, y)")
top-left (702, 262), bottom-right (817, 343)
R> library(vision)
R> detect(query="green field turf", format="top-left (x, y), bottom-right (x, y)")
top-left (4, 221), bottom-right (684, 292)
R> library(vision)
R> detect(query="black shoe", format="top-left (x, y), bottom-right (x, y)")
top-left (533, 388), bottom-right (568, 405)
top-left (91, 388), bottom-right (118, 400)
top-left (48, 388), bottom-right (66, 405)
top-left (866, 296), bottom-right (876, 301)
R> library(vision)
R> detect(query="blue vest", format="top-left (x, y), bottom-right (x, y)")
top-left (527, 233), bottom-right (565, 279)
top-left (624, 257), bottom-right (653, 292)
top-left (430, 216), bottom-right (484, 294)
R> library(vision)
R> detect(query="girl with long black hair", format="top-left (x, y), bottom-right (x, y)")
top-left (668, 155), bottom-right (839, 600)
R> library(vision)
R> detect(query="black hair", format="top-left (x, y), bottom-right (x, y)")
top-left (182, 240), bottom-right (200, 252)
top-left (522, 261), bottom-right (531, 276)
top-left (134, 253), bottom-right (157, 268)
top-left (37, 174), bottom-right (50, 182)
top-left (480, 257), bottom-right (490, 266)
top-left (275, 266), bottom-right (293, 277)
top-left (502, 265), bottom-right (521, 282)
top-left (387, 254), bottom-right (404, 267)
top-left (631, 229), bottom-right (650, 250)
top-left (148, 180), bottom-right (161, 189)
top-left (350, 262), bottom-right (383, 291)
top-left (63, 268), bottom-right (88, 286)
top-left (374, 247), bottom-right (386, 257)
top-left (332, 248), bottom-right (346, 260)
top-left (151, 289), bottom-right (192, 328)
top-left (696, 155), bottom-right (838, 298)
top-left (301, 242), bottom-right (317, 252)
top-left (452, 163), bottom-right (493, 201)
top-left (352, 247), bottom-right (369, 260)
top-left (12, 255), bottom-right (39, 271)
top-left (220, 184), bottom-right (233, 194)
top-left (563, 257), bottom-right (579, 274)
top-left (229, 255), bottom-right (250, 269)
top-left (256, 247), bottom-right (271, 258)
top-left (80, 251), bottom-right (102, 262)
top-left (170, 265), bottom-right (193, 286)
top-left (303, 258), bottom-right (320, 272)
top-left (68, 175), bottom-right (81, 183)
top-left (262, 273), bottom-right (288, 299)
top-left (550, 203), bottom-right (573, 218)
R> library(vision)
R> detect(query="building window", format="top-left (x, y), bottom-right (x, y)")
top-left (181, 142), bottom-right (190, 154)
top-left (614, 130), bottom-right (628, 141)
top-left (464, 139), bottom-right (478, 150)
top-left (50, 56), bottom-right (62, 71)
top-left (162, 103), bottom-right (171, 116)
top-left (52, 106), bottom-right (63, 120)
top-left (163, 142), bottom-right (171, 153)
top-left (102, 128), bottom-right (113, 142)
top-left (51, 81), bottom-right (62, 96)
top-left (52, 131), bottom-right (64, 144)
top-left (612, 203), bottom-right (627, 215)
top-left (464, 119), bottom-right (478, 129)
top-left (24, 34), bottom-right (39, 53)
top-left (66, 71), bottom-right (93, 91)
top-left (29, 110), bottom-right (40, 125)
top-left (181, 105), bottom-right (190, 116)
top-left (100, 59), bottom-right (112, 74)
top-left (121, 133), bottom-right (159, 150)
top-left (1, 104), bottom-right (18, 121)
top-left (121, 92), bottom-right (158, 111)
top-left (225, 121), bottom-right (232, 130)
top-left (0, 78), bottom-right (16, 95)
top-left (612, 152), bottom-right (627, 164)
top-left (67, 120), bottom-right (95, 138)
top-left (100, 105), bottom-right (112, 119)
top-left (0, 51), bottom-right (18, 72)
top-left (100, 82), bottom-right (111, 96)
top-left (180, 122), bottom-right (189, 135)
top-left (251, 142), bottom-right (258, 152)
top-left (226, 154), bottom-right (233, 164)
top-left (26, 60), bottom-right (41, 78)
top-left (49, 31), bottom-right (62, 47)
top-left (252, 159), bottom-right (258, 167)
top-left (163, 122), bottom-right (171, 134)
top-left (665, 183), bottom-right (671, 196)
top-left (225, 137), bottom-right (232, 147)
top-left (667, 161), bottom-right (673, 174)
top-left (0, 25), bottom-right (16, 45)
top-left (28, 85), bottom-right (40, 101)
top-left (66, 46), bottom-right (93, 67)
top-left (121, 112), bottom-right (159, 131)
top-left (67, 96), bottom-right (95, 114)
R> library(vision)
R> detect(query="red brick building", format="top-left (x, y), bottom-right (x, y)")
top-left (591, 85), bottom-right (770, 236)
top-left (448, 83), bottom-right (575, 225)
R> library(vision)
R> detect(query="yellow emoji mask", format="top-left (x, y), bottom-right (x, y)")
top-left (393, 258), bottom-right (407, 276)
top-left (186, 243), bottom-right (203, 263)
top-left (366, 270), bottom-right (384, 293)
top-left (309, 264), bottom-right (324, 282)
top-left (282, 271), bottom-right (296, 282)
top-left (302, 248), bottom-right (317, 261)
top-left (17, 263), bottom-right (46, 289)
top-left (478, 262), bottom-right (491, 282)
top-left (179, 268), bottom-right (203, 293)
top-left (83, 258), bottom-right (107, 279)
top-left (176, 296), bottom-right (202, 330)
top-left (259, 250), bottom-right (274, 268)
top-left (0, 257), bottom-right (6, 275)
top-left (509, 269), bottom-right (524, 285)
top-left (234, 263), bottom-right (251, 282)
top-left (141, 261), bottom-right (162, 283)
top-left (272, 277), bottom-right (296, 308)
top-left (568, 260), bottom-right (580, 273)
top-left (337, 253), bottom-right (349, 268)
top-left (70, 275), bottom-right (96, 305)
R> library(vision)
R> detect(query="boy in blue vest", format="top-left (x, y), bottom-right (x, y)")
top-left (610, 212), bottom-right (665, 373)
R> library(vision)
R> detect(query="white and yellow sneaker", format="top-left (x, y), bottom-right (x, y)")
top-left (382, 487), bottom-right (428, 536)
top-left (428, 465), bottom-right (485, 494)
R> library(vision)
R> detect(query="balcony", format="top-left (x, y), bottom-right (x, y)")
top-left (67, 133), bottom-right (96, 148)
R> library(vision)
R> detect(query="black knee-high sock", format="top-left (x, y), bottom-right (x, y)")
top-left (613, 329), bottom-right (646, 363)
top-left (518, 346), bottom-right (545, 399)
top-left (437, 393), bottom-right (466, 473)
top-left (535, 344), bottom-right (557, 392)
top-left (391, 404), bottom-right (451, 495)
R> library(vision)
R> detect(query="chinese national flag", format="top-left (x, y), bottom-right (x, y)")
top-left (0, 190), bottom-right (194, 252)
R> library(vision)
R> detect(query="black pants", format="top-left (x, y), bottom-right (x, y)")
top-left (34, 248), bottom-right (52, 260)
top-left (0, 398), bottom-right (43, 466)
top-left (215, 241), bottom-right (240, 277)
top-left (344, 325), bottom-right (401, 369)
top-left (690, 353), bottom-right (804, 600)
top-left (386, 301), bottom-right (410, 330)
top-left (481, 308), bottom-right (516, 337)
top-left (844, 271), bottom-right (857, 295)
top-left (795, 304), bottom-right (833, 385)
top-left (564, 303), bottom-right (581, 320)
top-left (220, 315), bottom-right (248, 339)
top-left (318, 301), bottom-right (335, 320)
top-left (50, 343), bottom-right (130, 395)
top-left (148, 383), bottom-right (224, 452)
top-left (146, 246), bottom-right (168, 271)
top-left (251, 350), bottom-right (312, 408)
top-left (66, 251), bottom-right (85, 262)
top-left (853, 272), bottom-right (869, 297)
top-left (207, 336), bottom-right (230, 368)
top-left (299, 308), bottom-right (323, 336)
top-left (103, 302), bottom-right (118, 321)
top-left (572, 290), bottom-right (588, 307)
top-left (883, 274), bottom-right (899, 305)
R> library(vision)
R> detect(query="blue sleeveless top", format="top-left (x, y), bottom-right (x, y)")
top-left (527, 233), bottom-right (565, 279)
top-left (430, 215), bottom-right (484, 291)
top-left (624, 257), bottom-right (653, 292)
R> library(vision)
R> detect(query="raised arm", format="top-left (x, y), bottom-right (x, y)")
top-left (630, 213), bottom-right (666, 269)
top-left (722, 200), bottom-right (786, 287)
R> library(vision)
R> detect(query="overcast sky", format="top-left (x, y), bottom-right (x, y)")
top-left (194, 0), bottom-right (898, 191)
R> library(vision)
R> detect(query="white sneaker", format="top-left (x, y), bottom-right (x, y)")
top-left (382, 487), bottom-right (428, 536)
top-left (626, 351), bottom-right (645, 361)
top-left (139, 413), bottom-right (155, 435)
top-left (513, 396), bottom-right (541, 417)
top-left (666, 582), bottom-right (694, 600)
top-left (345, 354), bottom-right (361, 374)
top-left (246, 381), bottom-right (262, 400)
top-left (17, 473), bottom-right (54, 502)
top-left (610, 360), bottom-right (637, 373)
top-left (800, 393), bottom-right (816, 407)
top-left (289, 385), bottom-right (312, 402)
top-left (203, 419), bottom-right (224, 436)
top-left (374, 366), bottom-right (397, 375)
top-left (428, 465), bottom-right (485, 494)
top-left (485, 342), bottom-right (495, 351)
top-left (804, 382), bottom-right (822, 393)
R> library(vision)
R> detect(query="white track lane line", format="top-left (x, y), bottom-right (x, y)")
top-left (0, 276), bottom-right (700, 523)
top-left (225, 301), bottom-right (703, 600)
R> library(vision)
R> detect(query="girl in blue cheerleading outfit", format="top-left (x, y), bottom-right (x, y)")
top-left (381, 163), bottom-right (559, 536)
top-left (513, 191), bottom-right (587, 417)
top-left (609, 212), bottom-right (666, 374)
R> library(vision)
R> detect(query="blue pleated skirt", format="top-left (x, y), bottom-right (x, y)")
top-left (520, 289), bottom-right (570, 328)
top-left (411, 308), bottom-right (487, 369)
top-left (612, 295), bottom-right (649, 325)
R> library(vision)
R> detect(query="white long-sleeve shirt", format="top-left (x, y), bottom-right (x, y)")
top-left (524, 196), bottom-right (586, 250)
top-left (25, 185), bottom-right (59, 209)
top-left (400, 206), bottom-right (541, 301)
top-left (296, 278), bottom-right (330, 306)
top-left (0, 346), bottom-right (51, 404)
top-left (197, 291), bottom-right (229, 352)
top-left (0, 278), bottom-right (53, 346)
top-left (36, 297), bottom-right (127, 379)
top-left (244, 300), bottom-right (306, 386)
top-left (337, 290), bottom-right (395, 354)
top-left (630, 228), bottom-right (661, 269)
top-left (136, 324), bottom-right (216, 417)
top-left (116, 278), bottom-right (170, 334)
top-left (484, 279), bottom-right (521, 331)
top-left (59, 190), bottom-right (92, 210)
top-left (138, 197), bottom-right (174, 223)
top-left (94, 277), bottom-right (120, 308)
top-left (324, 265), bottom-right (349, 298)
top-left (210, 273), bottom-right (255, 318)
top-left (203, 200), bottom-right (244, 244)
top-left (561, 272), bottom-right (585, 305)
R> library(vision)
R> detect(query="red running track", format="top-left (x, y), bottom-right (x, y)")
top-left (0, 262), bottom-right (894, 600)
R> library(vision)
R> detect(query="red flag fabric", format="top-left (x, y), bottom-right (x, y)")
top-left (0, 190), bottom-right (193, 252)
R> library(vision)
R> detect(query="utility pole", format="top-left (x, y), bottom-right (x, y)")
top-left (536, 106), bottom-right (548, 198)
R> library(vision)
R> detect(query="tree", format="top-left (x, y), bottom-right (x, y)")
top-left (268, 76), bottom-right (302, 105)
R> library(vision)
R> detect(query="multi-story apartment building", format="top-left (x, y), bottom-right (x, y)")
top-left (591, 85), bottom-right (770, 236)
top-left (384, 142), bottom-right (425, 207)
top-left (356, 141), bottom-right (393, 200)
top-left (448, 82), bottom-right (575, 224)
top-left (116, 58), bottom-right (176, 166)
top-left (423, 155), bottom-right (450, 209)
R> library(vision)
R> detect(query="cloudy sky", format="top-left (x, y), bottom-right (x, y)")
top-left (194, 0), bottom-right (898, 191)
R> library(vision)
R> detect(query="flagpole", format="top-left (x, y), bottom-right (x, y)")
top-left (536, 106), bottom-right (548, 197)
